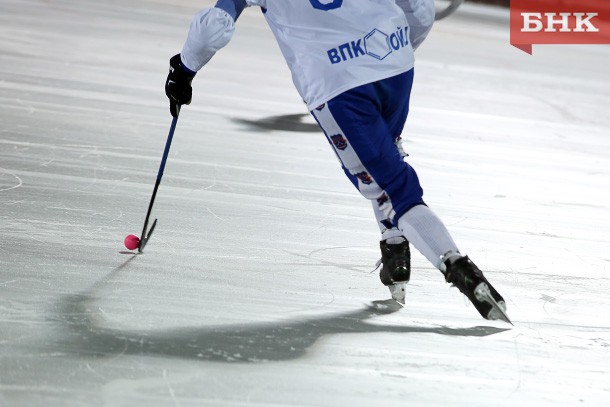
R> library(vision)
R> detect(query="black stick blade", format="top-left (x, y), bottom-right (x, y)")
top-left (138, 218), bottom-right (158, 253)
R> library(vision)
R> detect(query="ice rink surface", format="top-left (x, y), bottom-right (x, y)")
top-left (1, 0), bottom-right (610, 406)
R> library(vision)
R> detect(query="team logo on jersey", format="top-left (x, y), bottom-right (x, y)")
top-left (315, 103), bottom-right (326, 111)
top-left (355, 171), bottom-right (373, 185)
top-left (330, 134), bottom-right (348, 150)
top-left (309, 0), bottom-right (343, 11)
top-left (327, 26), bottom-right (410, 65)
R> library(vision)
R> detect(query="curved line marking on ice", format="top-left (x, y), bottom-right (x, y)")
top-left (0, 168), bottom-right (23, 192)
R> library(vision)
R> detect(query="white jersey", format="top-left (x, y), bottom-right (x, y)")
top-left (181, 1), bottom-right (433, 110)
top-left (248, 0), bottom-right (414, 109)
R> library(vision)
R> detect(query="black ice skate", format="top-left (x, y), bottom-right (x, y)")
top-left (379, 239), bottom-right (411, 304)
top-left (443, 256), bottom-right (512, 324)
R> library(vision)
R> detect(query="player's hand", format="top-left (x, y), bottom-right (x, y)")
top-left (165, 54), bottom-right (196, 117)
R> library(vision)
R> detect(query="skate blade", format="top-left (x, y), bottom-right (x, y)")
top-left (389, 282), bottom-right (406, 304)
top-left (475, 283), bottom-right (513, 325)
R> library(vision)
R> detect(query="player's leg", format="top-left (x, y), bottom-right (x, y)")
top-left (311, 71), bottom-right (420, 288)
top-left (379, 74), bottom-right (507, 319)
top-left (311, 71), bottom-right (507, 319)
top-left (369, 73), bottom-right (414, 287)
top-left (379, 73), bottom-right (506, 316)
top-left (311, 70), bottom-right (460, 267)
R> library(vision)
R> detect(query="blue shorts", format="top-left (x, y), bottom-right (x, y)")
top-left (311, 69), bottom-right (424, 227)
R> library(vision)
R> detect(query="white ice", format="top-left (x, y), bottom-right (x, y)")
top-left (1, 1), bottom-right (610, 406)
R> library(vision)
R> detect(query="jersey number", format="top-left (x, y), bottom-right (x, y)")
top-left (309, 0), bottom-right (343, 11)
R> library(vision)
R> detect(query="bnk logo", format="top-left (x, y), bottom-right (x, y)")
top-left (510, 0), bottom-right (610, 54)
top-left (521, 12), bottom-right (599, 33)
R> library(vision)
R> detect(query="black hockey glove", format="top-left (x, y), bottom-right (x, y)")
top-left (165, 54), bottom-right (196, 117)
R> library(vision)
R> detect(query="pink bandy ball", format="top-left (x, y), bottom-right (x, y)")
top-left (124, 234), bottom-right (140, 250)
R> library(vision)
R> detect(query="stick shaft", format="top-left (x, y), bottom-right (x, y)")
top-left (138, 115), bottom-right (179, 252)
